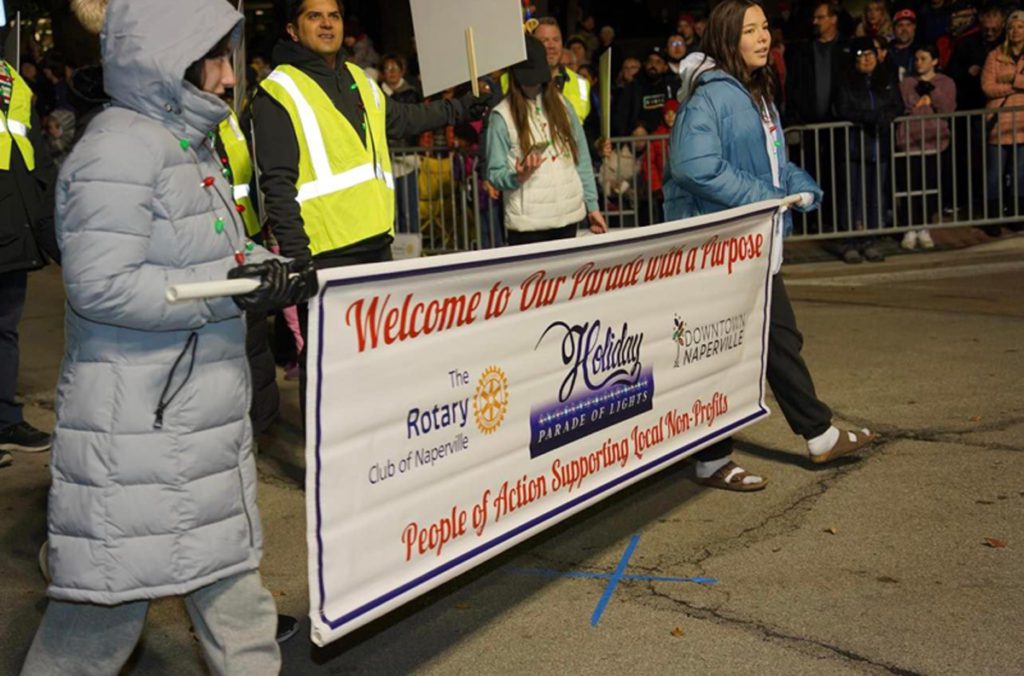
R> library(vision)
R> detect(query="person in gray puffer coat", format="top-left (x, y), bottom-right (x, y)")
top-left (21, 0), bottom-right (316, 672)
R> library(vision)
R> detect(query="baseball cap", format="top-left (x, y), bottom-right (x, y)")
top-left (893, 8), bottom-right (916, 23)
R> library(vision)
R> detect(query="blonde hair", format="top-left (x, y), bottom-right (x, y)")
top-left (71, 0), bottom-right (109, 35)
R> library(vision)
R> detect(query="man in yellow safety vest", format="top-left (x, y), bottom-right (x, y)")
top-left (531, 17), bottom-right (591, 123)
top-left (0, 58), bottom-right (58, 465)
top-left (251, 0), bottom-right (494, 271)
top-left (249, 0), bottom-right (495, 408)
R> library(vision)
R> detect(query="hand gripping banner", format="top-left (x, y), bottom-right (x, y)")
top-left (305, 199), bottom-right (785, 645)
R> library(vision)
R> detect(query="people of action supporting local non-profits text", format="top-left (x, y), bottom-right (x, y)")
top-left (250, 0), bottom-right (499, 417)
top-left (21, 0), bottom-right (318, 672)
top-left (663, 0), bottom-right (877, 491)
top-left (485, 36), bottom-right (607, 245)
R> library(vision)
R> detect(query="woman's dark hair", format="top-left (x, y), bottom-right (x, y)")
top-left (914, 43), bottom-right (940, 62)
top-left (697, 0), bottom-right (774, 109)
top-left (184, 34), bottom-right (232, 90)
top-left (506, 74), bottom-right (579, 165)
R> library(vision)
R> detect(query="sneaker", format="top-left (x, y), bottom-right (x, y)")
top-left (900, 231), bottom-right (918, 250)
top-left (0, 450), bottom-right (11, 468)
top-left (918, 229), bottom-right (935, 249)
top-left (861, 244), bottom-right (885, 263)
top-left (0, 422), bottom-right (52, 453)
top-left (842, 247), bottom-right (863, 264)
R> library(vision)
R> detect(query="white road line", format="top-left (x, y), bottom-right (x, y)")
top-left (785, 261), bottom-right (1024, 287)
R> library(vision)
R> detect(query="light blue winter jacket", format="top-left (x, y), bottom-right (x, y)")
top-left (663, 55), bottom-right (822, 234)
top-left (48, 0), bottom-right (275, 604)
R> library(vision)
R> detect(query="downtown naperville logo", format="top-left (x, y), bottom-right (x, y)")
top-left (672, 313), bottom-right (747, 368)
top-left (529, 318), bottom-right (653, 457)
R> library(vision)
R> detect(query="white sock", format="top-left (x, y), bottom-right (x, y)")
top-left (696, 457), bottom-right (764, 485)
top-left (807, 426), bottom-right (840, 456)
top-left (695, 456), bottom-right (731, 478)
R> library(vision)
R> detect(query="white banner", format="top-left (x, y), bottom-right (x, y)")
top-left (305, 200), bottom-right (783, 646)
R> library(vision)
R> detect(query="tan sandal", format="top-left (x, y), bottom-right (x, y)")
top-left (810, 428), bottom-right (876, 464)
top-left (696, 460), bottom-right (768, 492)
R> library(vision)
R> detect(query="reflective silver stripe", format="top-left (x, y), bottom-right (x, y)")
top-left (577, 75), bottom-right (588, 102)
top-left (227, 113), bottom-right (245, 141)
top-left (370, 79), bottom-right (381, 109)
top-left (233, 184), bottom-right (251, 200)
top-left (296, 163), bottom-right (394, 203)
top-left (266, 70), bottom-right (333, 182)
top-left (0, 117), bottom-right (28, 136)
top-left (268, 70), bottom-right (392, 204)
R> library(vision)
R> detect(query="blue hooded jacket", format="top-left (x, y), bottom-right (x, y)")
top-left (663, 56), bottom-right (822, 235)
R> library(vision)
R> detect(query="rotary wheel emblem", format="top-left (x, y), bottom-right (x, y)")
top-left (474, 366), bottom-right (509, 434)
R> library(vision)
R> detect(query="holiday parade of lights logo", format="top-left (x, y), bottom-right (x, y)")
top-left (473, 365), bottom-right (509, 435)
top-left (529, 319), bottom-right (654, 458)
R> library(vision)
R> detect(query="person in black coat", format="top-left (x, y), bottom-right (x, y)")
top-left (0, 58), bottom-right (59, 461)
top-left (832, 37), bottom-right (904, 262)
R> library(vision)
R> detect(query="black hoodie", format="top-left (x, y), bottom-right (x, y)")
top-left (249, 40), bottom-right (483, 266)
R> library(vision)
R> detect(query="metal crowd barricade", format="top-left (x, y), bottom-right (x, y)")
top-left (785, 105), bottom-right (1024, 240)
top-left (388, 106), bottom-right (1024, 254)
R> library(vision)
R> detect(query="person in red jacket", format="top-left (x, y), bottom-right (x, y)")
top-left (639, 99), bottom-right (678, 208)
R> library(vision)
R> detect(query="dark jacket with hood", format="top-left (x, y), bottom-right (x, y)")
top-left (0, 62), bottom-right (59, 274)
top-left (834, 54), bottom-right (904, 161)
top-left (612, 67), bottom-right (682, 136)
top-left (249, 40), bottom-right (488, 267)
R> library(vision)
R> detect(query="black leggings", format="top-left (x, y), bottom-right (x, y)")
top-left (696, 274), bottom-right (833, 462)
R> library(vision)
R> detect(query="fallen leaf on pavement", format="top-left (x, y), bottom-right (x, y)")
top-left (670, 627), bottom-right (685, 637)
top-left (454, 602), bottom-right (472, 610)
top-left (984, 538), bottom-right (1008, 549)
top-left (824, 527), bottom-right (837, 535)
top-left (969, 416), bottom-right (982, 422)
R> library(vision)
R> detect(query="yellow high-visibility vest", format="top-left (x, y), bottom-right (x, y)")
top-left (259, 63), bottom-right (394, 255)
top-left (0, 62), bottom-right (35, 172)
top-left (499, 68), bottom-right (590, 122)
top-left (562, 67), bottom-right (590, 122)
top-left (217, 110), bottom-right (261, 237)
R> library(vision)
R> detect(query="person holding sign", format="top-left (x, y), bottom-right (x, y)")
top-left (664, 0), bottom-right (877, 491)
top-left (21, 1), bottom-right (316, 671)
top-left (251, 0), bottom-right (496, 411)
top-left (485, 36), bottom-right (607, 245)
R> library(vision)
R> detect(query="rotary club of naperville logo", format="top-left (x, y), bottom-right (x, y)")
top-left (473, 365), bottom-right (509, 434)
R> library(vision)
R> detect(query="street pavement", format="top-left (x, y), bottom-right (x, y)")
top-left (2, 232), bottom-right (1022, 675)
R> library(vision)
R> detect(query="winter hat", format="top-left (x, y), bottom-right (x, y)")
top-left (663, 99), bottom-right (680, 113)
top-left (71, 0), bottom-right (109, 35)
top-left (50, 108), bottom-right (76, 135)
top-left (1008, 9), bottom-right (1024, 25)
top-left (511, 36), bottom-right (551, 87)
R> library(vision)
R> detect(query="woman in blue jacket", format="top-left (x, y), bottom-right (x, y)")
top-left (664, 0), bottom-right (876, 491)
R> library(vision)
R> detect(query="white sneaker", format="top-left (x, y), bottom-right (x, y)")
top-left (918, 229), bottom-right (934, 249)
top-left (901, 230), bottom-right (918, 250)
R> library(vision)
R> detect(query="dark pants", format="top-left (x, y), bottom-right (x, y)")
top-left (245, 311), bottom-right (279, 436)
top-left (297, 246), bottom-right (394, 424)
top-left (696, 274), bottom-right (832, 462)
top-left (506, 221), bottom-right (578, 246)
top-left (0, 270), bottom-right (27, 428)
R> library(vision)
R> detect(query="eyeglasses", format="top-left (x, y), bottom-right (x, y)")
top-left (855, 49), bottom-right (876, 56)
top-left (669, 39), bottom-right (684, 46)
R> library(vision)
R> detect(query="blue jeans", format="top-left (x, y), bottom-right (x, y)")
top-left (0, 270), bottom-right (27, 427)
top-left (985, 145), bottom-right (1024, 219)
top-left (394, 170), bottom-right (420, 235)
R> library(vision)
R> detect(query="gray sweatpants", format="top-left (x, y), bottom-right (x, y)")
top-left (21, 569), bottom-right (280, 675)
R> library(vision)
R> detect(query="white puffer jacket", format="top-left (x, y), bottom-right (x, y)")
top-left (493, 97), bottom-right (586, 232)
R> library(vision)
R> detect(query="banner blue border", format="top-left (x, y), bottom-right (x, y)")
top-left (312, 205), bottom-right (777, 631)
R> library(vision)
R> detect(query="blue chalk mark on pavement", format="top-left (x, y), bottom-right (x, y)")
top-left (509, 534), bottom-right (717, 627)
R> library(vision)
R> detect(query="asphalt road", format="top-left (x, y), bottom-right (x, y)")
top-left (2, 233), bottom-right (1022, 675)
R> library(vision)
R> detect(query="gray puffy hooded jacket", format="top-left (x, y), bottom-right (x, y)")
top-left (48, 0), bottom-right (274, 605)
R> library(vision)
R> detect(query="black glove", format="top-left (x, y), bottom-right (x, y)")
top-left (284, 257), bottom-right (319, 305)
top-left (915, 80), bottom-right (935, 97)
top-left (457, 76), bottom-right (502, 121)
top-left (228, 258), bottom-right (294, 314)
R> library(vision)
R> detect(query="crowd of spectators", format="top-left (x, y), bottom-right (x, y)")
top-left (14, 0), bottom-right (1019, 258)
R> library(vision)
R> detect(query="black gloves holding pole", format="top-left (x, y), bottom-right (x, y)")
top-left (227, 258), bottom-right (318, 314)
